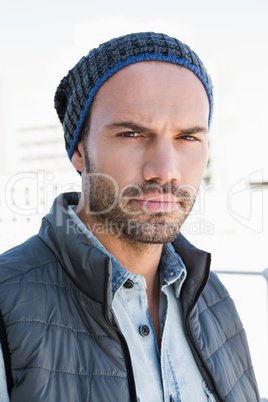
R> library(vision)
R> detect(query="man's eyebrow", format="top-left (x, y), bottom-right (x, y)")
top-left (178, 127), bottom-right (208, 135)
top-left (105, 121), bottom-right (153, 134)
top-left (105, 121), bottom-right (208, 135)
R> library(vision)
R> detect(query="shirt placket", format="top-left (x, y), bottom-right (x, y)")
top-left (113, 273), bottom-right (164, 402)
top-left (160, 283), bottom-right (181, 402)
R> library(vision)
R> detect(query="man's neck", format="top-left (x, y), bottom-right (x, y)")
top-left (91, 221), bottom-right (163, 282)
top-left (95, 227), bottom-right (163, 350)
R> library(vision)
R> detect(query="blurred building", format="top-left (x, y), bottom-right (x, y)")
top-left (16, 125), bottom-right (68, 172)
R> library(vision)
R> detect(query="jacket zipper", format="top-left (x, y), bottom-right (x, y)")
top-left (104, 258), bottom-right (137, 402)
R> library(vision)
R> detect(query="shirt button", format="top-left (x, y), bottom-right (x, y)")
top-left (123, 279), bottom-right (134, 289)
top-left (139, 325), bottom-right (150, 337)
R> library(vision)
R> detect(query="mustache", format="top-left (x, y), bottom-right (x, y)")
top-left (121, 180), bottom-right (195, 203)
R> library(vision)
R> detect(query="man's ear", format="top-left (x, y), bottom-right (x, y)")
top-left (72, 140), bottom-right (85, 173)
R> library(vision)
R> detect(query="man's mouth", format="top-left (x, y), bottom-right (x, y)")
top-left (132, 193), bottom-right (180, 212)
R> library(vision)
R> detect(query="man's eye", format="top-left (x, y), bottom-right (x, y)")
top-left (181, 135), bottom-right (197, 141)
top-left (121, 132), bottom-right (140, 138)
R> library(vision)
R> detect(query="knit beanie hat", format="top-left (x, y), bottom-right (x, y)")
top-left (54, 32), bottom-right (213, 161)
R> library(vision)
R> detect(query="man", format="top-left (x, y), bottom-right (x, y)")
top-left (0, 32), bottom-right (260, 401)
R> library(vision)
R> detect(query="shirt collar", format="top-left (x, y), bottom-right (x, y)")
top-left (159, 243), bottom-right (187, 298)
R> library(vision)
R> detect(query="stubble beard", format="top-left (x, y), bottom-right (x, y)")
top-left (82, 150), bottom-right (197, 245)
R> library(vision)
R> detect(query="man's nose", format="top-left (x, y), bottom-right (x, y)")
top-left (142, 139), bottom-right (181, 184)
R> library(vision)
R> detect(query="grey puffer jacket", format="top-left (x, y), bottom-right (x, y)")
top-left (0, 192), bottom-right (260, 401)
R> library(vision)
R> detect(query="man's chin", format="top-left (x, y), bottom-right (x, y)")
top-left (120, 221), bottom-right (181, 245)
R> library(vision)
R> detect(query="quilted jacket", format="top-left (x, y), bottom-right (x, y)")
top-left (0, 192), bottom-right (260, 401)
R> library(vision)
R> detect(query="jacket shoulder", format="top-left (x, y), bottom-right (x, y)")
top-left (0, 235), bottom-right (57, 283)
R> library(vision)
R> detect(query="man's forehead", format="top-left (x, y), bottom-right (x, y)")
top-left (92, 61), bottom-right (208, 107)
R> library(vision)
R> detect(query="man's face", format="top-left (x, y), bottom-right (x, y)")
top-left (78, 61), bottom-right (209, 244)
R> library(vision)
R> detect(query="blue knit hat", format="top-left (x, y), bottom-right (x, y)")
top-left (54, 32), bottom-right (213, 161)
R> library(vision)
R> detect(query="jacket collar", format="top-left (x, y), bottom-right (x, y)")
top-left (172, 235), bottom-right (211, 318)
top-left (38, 192), bottom-right (112, 306)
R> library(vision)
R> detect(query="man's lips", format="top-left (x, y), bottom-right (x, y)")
top-left (132, 193), bottom-right (180, 203)
top-left (131, 193), bottom-right (180, 212)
